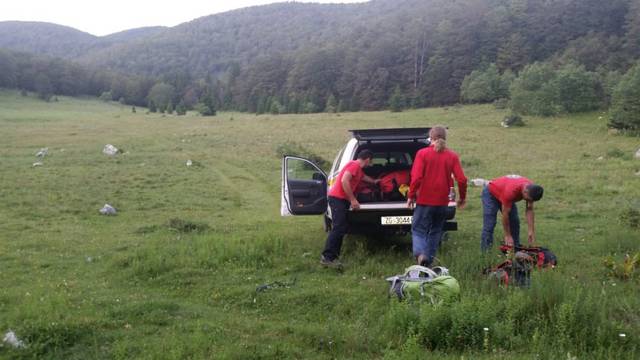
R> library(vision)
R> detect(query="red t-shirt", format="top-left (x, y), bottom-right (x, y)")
top-left (488, 175), bottom-right (532, 206)
top-left (408, 145), bottom-right (467, 206)
top-left (329, 160), bottom-right (364, 200)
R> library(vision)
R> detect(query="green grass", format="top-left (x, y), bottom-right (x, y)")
top-left (0, 89), bottom-right (639, 359)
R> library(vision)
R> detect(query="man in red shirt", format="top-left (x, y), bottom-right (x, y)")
top-left (321, 150), bottom-right (379, 268)
top-left (481, 175), bottom-right (544, 251)
top-left (407, 126), bottom-right (467, 267)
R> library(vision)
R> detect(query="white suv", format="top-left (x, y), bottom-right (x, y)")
top-left (281, 128), bottom-right (457, 236)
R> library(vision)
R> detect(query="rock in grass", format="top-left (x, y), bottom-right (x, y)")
top-left (35, 147), bottom-right (48, 158)
top-left (99, 204), bottom-right (117, 215)
top-left (3, 330), bottom-right (26, 348)
top-left (635, 148), bottom-right (640, 159)
top-left (32, 162), bottom-right (43, 167)
top-left (103, 144), bottom-right (119, 156)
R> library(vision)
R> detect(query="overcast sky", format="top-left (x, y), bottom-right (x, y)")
top-left (1, 0), bottom-right (368, 36)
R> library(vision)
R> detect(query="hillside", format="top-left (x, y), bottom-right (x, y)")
top-left (0, 21), bottom-right (98, 58)
top-left (1, 0), bottom-right (639, 112)
top-left (0, 21), bottom-right (167, 59)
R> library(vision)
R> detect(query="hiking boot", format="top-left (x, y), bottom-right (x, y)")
top-left (320, 256), bottom-right (344, 270)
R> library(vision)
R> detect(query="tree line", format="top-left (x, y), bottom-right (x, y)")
top-left (1, 0), bottom-right (640, 127)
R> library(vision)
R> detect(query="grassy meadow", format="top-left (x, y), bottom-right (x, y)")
top-left (0, 89), bottom-right (639, 359)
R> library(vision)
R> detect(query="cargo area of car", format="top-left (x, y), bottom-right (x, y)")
top-left (352, 141), bottom-right (425, 206)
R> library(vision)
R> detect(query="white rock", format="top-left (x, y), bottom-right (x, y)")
top-left (186, 159), bottom-right (193, 167)
top-left (99, 204), bottom-right (117, 215)
top-left (635, 170), bottom-right (640, 177)
top-left (32, 162), bottom-right (43, 167)
top-left (102, 144), bottom-right (119, 156)
top-left (3, 330), bottom-right (26, 348)
top-left (597, 156), bottom-right (604, 161)
top-left (471, 178), bottom-right (489, 187)
top-left (35, 147), bottom-right (48, 157)
top-left (635, 148), bottom-right (640, 159)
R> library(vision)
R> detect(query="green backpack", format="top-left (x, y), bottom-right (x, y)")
top-left (386, 265), bottom-right (460, 304)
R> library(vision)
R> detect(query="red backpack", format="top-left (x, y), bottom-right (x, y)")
top-left (378, 170), bottom-right (411, 193)
top-left (499, 245), bottom-right (558, 269)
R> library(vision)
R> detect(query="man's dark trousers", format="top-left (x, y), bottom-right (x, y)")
top-left (322, 196), bottom-right (350, 261)
top-left (481, 186), bottom-right (520, 251)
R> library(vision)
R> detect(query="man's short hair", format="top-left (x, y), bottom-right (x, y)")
top-left (357, 149), bottom-right (374, 160)
top-left (527, 184), bottom-right (544, 201)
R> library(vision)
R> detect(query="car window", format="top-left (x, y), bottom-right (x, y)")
top-left (371, 152), bottom-right (412, 166)
top-left (330, 145), bottom-right (347, 177)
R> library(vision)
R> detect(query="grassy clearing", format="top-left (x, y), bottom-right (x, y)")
top-left (0, 89), bottom-right (639, 359)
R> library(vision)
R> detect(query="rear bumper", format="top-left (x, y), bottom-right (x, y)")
top-left (342, 204), bottom-right (457, 234)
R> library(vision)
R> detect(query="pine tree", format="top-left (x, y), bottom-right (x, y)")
top-left (325, 94), bottom-right (338, 113)
top-left (389, 86), bottom-right (405, 112)
top-left (176, 100), bottom-right (187, 115)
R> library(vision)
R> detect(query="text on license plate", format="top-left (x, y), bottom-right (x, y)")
top-left (381, 216), bottom-right (412, 225)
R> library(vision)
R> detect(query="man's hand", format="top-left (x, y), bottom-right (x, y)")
top-left (406, 198), bottom-right (415, 210)
top-left (457, 199), bottom-right (466, 210)
top-left (504, 235), bottom-right (514, 247)
top-left (527, 232), bottom-right (535, 245)
top-left (350, 198), bottom-right (361, 210)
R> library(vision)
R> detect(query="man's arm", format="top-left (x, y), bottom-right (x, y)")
top-left (501, 203), bottom-right (514, 246)
top-left (341, 171), bottom-right (360, 210)
top-left (526, 200), bottom-right (535, 244)
top-left (363, 175), bottom-right (379, 185)
top-left (407, 151), bottom-right (424, 202)
top-left (452, 155), bottom-right (468, 209)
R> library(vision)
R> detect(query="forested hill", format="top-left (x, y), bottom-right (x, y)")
top-left (1, 0), bottom-right (639, 114)
top-left (0, 21), bottom-right (167, 58)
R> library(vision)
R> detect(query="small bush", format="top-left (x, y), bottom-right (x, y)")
top-left (619, 207), bottom-right (640, 228)
top-left (509, 62), bottom-right (559, 116)
top-left (460, 64), bottom-right (512, 103)
top-left (607, 147), bottom-right (627, 159)
top-left (493, 98), bottom-right (509, 109)
top-left (509, 62), bottom-right (600, 116)
top-left (609, 62), bottom-right (640, 131)
top-left (604, 253), bottom-right (639, 280)
top-left (166, 218), bottom-right (209, 233)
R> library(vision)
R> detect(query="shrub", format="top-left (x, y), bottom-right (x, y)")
top-left (166, 218), bottom-right (209, 233)
top-left (510, 62), bottom-right (601, 116)
top-left (552, 63), bottom-right (600, 113)
top-left (389, 86), bottom-right (405, 112)
top-left (619, 206), bottom-right (640, 228)
top-left (493, 98), bottom-right (509, 109)
top-left (509, 62), bottom-right (559, 116)
top-left (99, 91), bottom-right (112, 102)
top-left (609, 63), bottom-right (640, 131)
top-left (461, 64), bottom-right (512, 103)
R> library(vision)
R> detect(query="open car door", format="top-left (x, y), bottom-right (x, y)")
top-left (281, 156), bottom-right (328, 216)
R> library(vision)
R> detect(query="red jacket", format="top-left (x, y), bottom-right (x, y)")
top-left (409, 145), bottom-right (467, 206)
top-left (488, 175), bottom-right (532, 206)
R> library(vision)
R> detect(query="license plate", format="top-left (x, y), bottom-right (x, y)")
top-left (381, 216), bottom-right (412, 225)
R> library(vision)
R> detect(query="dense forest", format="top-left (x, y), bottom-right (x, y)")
top-left (1, 0), bottom-right (640, 127)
